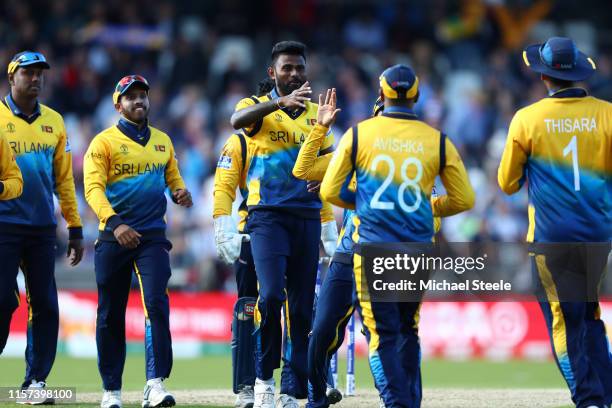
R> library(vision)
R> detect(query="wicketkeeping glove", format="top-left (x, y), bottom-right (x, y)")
top-left (320, 221), bottom-right (339, 257)
top-left (214, 215), bottom-right (250, 264)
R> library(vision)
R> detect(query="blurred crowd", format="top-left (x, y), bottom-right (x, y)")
top-left (0, 0), bottom-right (609, 290)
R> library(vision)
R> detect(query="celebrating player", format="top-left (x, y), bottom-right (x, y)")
top-left (226, 41), bottom-right (337, 408)
top-left (83, 75), bottom-right (192, 408)
top-left (0, 129), bottom-right (23, 200)
top-left (321, 64), bottom-right (474, 408)
top-left (0, 51), bottom-right (83, 397)
top-left (498, 37), bottom-right (611, 408)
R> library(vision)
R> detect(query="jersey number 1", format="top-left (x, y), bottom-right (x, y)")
top-left (562, 135), bottom-right (580, 191)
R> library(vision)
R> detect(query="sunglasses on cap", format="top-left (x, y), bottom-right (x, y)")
top-left (7, 51), bottom-right (50, 74)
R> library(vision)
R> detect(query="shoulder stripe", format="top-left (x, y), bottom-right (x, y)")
top-left (439, 132), bottom-right (446, 173)
top-left (351, 125), bottom-right (358, 169)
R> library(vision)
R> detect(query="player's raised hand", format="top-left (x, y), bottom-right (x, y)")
top-left (173, 189), bottom-right (193, 208)
top-left (277, 81), bottom-right (311, 110)
top-left (114, 224), bottom-right (142, 249)
top-left (317, 88), bottom-right (341, 128)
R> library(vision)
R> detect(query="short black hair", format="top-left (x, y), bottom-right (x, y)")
top-left (544, 75), bottom-right (575, 89)
top-left (271, 41), bottom-right (307, 63)
top-left (256, 78), bottom-right (275, 96)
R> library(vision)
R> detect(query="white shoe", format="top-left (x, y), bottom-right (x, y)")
top-left (101, 390), bottom-right (122, 408)
top-left (16, 381), bottom-right (54, 405)
top-left (325, 387), bottom-right (342, 405)
top-left (235, 385), bottom-right (254, 408)
top-left (275, 394), bottom-right (299, 408)
top-left (253, 378), bottom-right (275, 408)
top-left (142, 378), bottom-right (175, 408)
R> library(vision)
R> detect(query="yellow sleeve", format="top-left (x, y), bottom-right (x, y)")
top-left (320, 128), bottom-right (356, 210)
top-left (320, 199), bottom-right (335, 223)
top-left (431, 138), bottom-right (475, 216)
top-left (53, 120), bottom-right (82, 234)
top-left (234, 97), bottom-right (258, 135)
top-left (165, 139), bottom-right (186, 193)
top-left (0, 132), bottom-right (22, 200)
top-left (321, 128), bottom-right (335, 151)
top-left (293, 124), bottom-right (332, 181)
top-left (83, 136), bottom-right (117, 226)
top-left (498, 111), bottom-right (529, 195)
top-left (213, 134), bottom-right (244, 218)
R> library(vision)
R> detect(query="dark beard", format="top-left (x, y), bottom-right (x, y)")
top-left (277, 79), bottom-right (304, 96)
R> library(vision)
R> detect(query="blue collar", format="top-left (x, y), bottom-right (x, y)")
top-left (548, 87), bottom-right (588, 98)
top-left (117, 116), bottom-right (151, 146)
top-left (269, 87), bottom-right (280, 100)
top-left (381, 106), bottom-right (418, 120)
top-left (4, 93), bottom-right (41, 123)
top-left (268, 86), bottom-right (305, 120)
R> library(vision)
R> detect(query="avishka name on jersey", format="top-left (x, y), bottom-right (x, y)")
top-left (544, 117), bottom-right (597, 133)
top-left (374, 137), bottom-right (425, 154)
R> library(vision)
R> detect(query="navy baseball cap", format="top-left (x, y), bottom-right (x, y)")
top-left (7, 51), bottom-right (50, 74)
top-left (523, 37), bottom-right (596, 81)
top-left (379, 64), bottom-right (419, 99)
top-left (113, 74), bottom-right (150, 104)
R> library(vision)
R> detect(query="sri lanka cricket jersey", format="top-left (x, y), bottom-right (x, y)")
top-left (83, 117), bottom-right (186, 240)
top-left (0, 129), bottom-right (22, 200)
top-left (214, 131), bottom-right (335, 232)
top-left (498, 88), bottom-right (611, 242)
top-left (0, 94), bottom-right (82, 238)
top-left (234, 87), bottom-right (334, 219)
top-left (321, 106), bottom-right (474, 243)
top-left (214, 132), bottom-right (250, 232)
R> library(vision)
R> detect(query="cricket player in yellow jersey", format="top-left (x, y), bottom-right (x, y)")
top-left (226, 41), bottom-right (338, 408)
top-left (214, 130), bottom-right (257, 408)
top-left (499, 37), bottom-right (611, 408)
top-left (321, 64), bottom-right (474, 408)
top-left (84, 75), bottom-right (192, 408)
top-left (214, 78), bottom-right (338, 407)
top-left (0, 51), bottom-right (83, 397)
top-left (0, 130), bottom-right (22, 200)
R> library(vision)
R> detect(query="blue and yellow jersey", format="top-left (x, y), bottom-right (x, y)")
top-left (0, 129), bottom-right (22, 200)
top-left (0, 94), bottom-right (82, 238)
top-left (214, 131), bottom-right (335, 231)
top-left (498, 88), bottom-right (611, 242)
top-left (321, 106), bottom-right (474, 244)
top-left (235, 87), bottom-right (334, 218)
top-left (213, 132), bottom-right (251, 232)
top-left (83, 118), bottom-right (186, 240)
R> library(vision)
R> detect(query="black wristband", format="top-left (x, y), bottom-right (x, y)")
top-left (68, 227), bottom-right (83, 240)
top-left (106, 215), bottom-right (125, 231)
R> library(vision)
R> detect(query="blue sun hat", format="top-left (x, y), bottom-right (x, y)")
top-left (522, 37), bottom-right (596, 82)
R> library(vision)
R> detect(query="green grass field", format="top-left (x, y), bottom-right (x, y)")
top-left (0, 355), bottom-right (570, 407)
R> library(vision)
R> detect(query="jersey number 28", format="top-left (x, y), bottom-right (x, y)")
top-left (370, 154), bottom-right (423, 213)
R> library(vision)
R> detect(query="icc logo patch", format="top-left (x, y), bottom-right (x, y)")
top-left (154, 145), bottom-right (166, 152)
top-left (41, 125), bottom-right (53, 133)
top-left (120, 144), bottom-right (129, 154)
top-left (6, 123), bottom-right (15, 133)
top-left (307, 118), bottom-right (317, 126)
